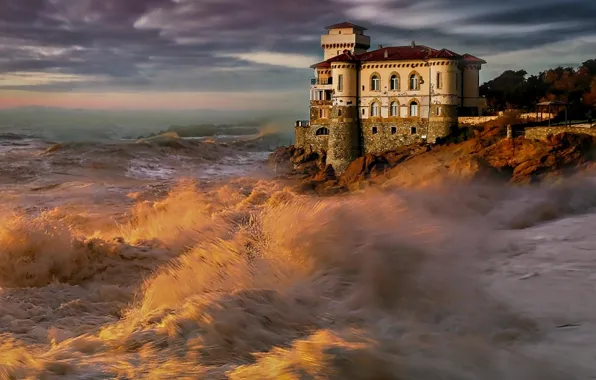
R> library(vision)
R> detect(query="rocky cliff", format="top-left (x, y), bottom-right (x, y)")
top-left (269, 124), bottom-right (596, 194)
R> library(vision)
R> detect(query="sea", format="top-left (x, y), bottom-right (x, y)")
top-left (0, 121), bottom-right (595, 379)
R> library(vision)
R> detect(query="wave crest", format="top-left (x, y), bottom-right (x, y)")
top-left (0, 214), bottom-right (94, 288)
top-left (0, 177), bottom-right (585, 378)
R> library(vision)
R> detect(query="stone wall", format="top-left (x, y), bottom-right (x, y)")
top-left (458, 116), bottom-right (498, 125)
top-left (327, 121), bottom-right (360, 174)
top-left (296, 115), bottom-right (452, 158)
top-left (295, 125), bottom-right (330, 152)
top-left (525, 125), bottom-right (596, 140)
top-left (362, 119), bottom-right (423, 154)
top-left (294, 126), bottom-right (307, 148)
top-left (428, 120), bottom-right (454, 143)
top-left (458, 112), bottom-right (556, 126)
top-left (361, 117), bottom-right (452, 154)
top-left (519, 112), bottom-right (556, 120)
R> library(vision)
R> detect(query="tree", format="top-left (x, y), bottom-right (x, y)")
top-left (480, 70), bottom-right (528, 111)
top-left (580, 59), bottom-right (596, 76)
top-left (584, 79), bottom-right (596, 107)
top-left (480, 58), bottom-right (596, 115)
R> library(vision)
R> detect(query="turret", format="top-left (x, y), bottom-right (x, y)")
top-left (327, 60), bottom-right (360, 174)
top-left (461, 54), bottom-right (486, 115)
top-left (321, 22), bottom-right (371, 60)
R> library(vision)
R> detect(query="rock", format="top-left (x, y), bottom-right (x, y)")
top-left (313, 165), bottom-right (336, 182)
top-left (268, 145), bottom-right (327, 177)
top-left (339, 154), bottom-right (387, 186)
top-left (476, 132), bottom-right (596, 184)
top-left (271, 131), bottom-right (596, 194)
top-left (268, 145), bottom-right (296, 165)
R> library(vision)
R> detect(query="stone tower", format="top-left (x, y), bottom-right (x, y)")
top-left (321, 22), bottom-right (371, 60)
top-left (327, 60), bottom-right (361, 175)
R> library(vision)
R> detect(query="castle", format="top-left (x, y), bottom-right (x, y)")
top-left (294, 22), bottom-right (486, 174)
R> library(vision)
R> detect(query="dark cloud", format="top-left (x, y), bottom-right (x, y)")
top-left (1, 0), bottom-right (595, 93)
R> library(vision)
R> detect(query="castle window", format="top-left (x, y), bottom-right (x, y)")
top-left (390, 75), bottom-right (399, 90)
top-left (391, 127), bottom-right (397, 135)
top-left (410, 127), bottom-right (417, 135)
top-left (436, 72), bottom-right (443, 89)
top-left (362, 108), bottom-right (365, 116)
top-left (316, 127), bottom-right (329, 136)
top-left (371, 102), bottom-right (380, 117)
top-left (371, 75), bottom-right (380, 91)
top-left (409, 101), bottom-right (419, 117)
top-left (337, 74), bottom-right (343, 92)
top-left (372, 126), bottom-right (378, 135)
top-left (436, 107), bottom-right (442, 116)
top-left (409, 74), bottom-right (420, 90)
top-left (319, 109), bottom-right (327, 118)
top-left (390, 101), bottom-right (399, 117)
top-left (338, 109), bottom-right (342, 117)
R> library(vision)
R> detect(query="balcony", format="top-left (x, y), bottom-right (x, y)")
top-left (311, 77), bottom-right (333, 85)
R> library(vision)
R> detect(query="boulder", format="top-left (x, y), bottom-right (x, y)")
top-left (268, 145), bottom-right (327, 176)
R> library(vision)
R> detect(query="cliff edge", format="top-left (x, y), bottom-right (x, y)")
top-left (269, 123), bottom-right (596, 194)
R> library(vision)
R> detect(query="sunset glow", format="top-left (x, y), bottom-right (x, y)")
top-left (0, 90), bottom-right (305, 110)
top-left (1, 0), bottom-right (594, 110)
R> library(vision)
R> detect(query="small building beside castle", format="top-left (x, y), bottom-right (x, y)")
top-left (294, 22), bottom-right (486, 174)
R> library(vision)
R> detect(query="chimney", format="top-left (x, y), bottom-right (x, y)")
top-left (378, 44), bottom-right (383, 49)
top-left (411, 40), bottom-right (416, 48)
top-left (384, 50), bottom-right (389, 58)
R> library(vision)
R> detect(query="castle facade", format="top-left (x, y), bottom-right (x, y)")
top-left (294, 22), bottom-right (486, 174)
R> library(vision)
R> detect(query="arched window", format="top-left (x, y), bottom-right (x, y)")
top-left (409, 74), bottom-right (419, 90)
top-left (409, 101), bottom-right (419, 117)
top-left (371, 74), bottom-right (380, 91)
top-left (390, 101), bottom-right (399, 117)
top-left (390, 75), bottom-right (399, 90)
top-left (371, 102), bottom-right (380, 117)
top-left (315, 127), bottom-right (329, 136)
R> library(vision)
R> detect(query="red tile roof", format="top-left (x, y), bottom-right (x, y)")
top-left (462, 54), bottom-right (487, 64)
top-left (311, 51), bottom-right (358, 69)
top-left (325, 22), bottom-right (367, 31)
top-left (310, 45), bottom-right (486, 68)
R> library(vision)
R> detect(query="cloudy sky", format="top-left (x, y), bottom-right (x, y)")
top-left (1, 0), bottom-right (595, 110)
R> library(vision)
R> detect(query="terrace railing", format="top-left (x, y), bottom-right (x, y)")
top-left (310, 77), bottom-right (333, 85)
